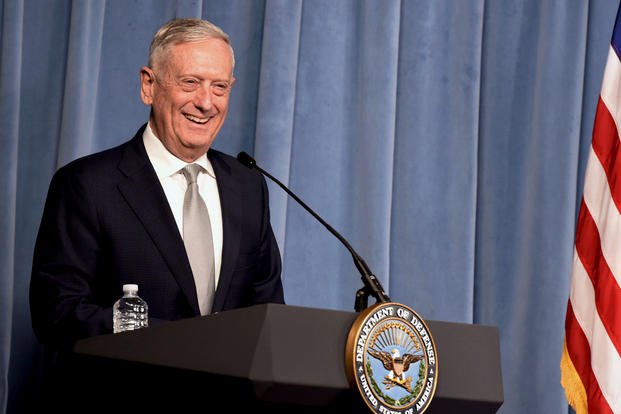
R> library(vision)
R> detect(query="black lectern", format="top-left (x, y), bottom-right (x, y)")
top-left (70, 304), bottom-right (503, 413)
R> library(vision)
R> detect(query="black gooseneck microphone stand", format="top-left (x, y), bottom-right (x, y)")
top-left (237, 152), bottom-right (390, 311)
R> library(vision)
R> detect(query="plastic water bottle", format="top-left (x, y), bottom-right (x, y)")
top-left (113, 284), bottom-right (149, 333)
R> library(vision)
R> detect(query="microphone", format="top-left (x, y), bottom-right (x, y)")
top-left (237, 151), bottom-right (390, 311)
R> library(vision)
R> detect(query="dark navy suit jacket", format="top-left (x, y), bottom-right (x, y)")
top-left (30, 125), bottom-right (284, 348)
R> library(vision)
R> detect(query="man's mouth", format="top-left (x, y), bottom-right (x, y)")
top-left (184, 113), bottom-right (210, 124)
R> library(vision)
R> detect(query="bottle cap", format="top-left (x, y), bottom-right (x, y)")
top-left (122, 284), bottom-right (138, 293)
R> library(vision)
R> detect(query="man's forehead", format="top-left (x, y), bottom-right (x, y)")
top-left (162, 40), bottom-right (232, 66)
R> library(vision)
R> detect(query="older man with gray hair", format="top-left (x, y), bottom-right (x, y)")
top-left (30, 17), bottom-right (284, 348)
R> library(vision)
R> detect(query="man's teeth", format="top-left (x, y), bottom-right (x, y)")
top-left (184, 114), bottom-right (209, 124)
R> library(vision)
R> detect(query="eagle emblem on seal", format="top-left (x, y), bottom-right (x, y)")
top-left (368, 348), bottom-right (424, 393)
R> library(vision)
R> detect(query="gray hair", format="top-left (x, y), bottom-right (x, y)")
top-left (148, 18), bottom-right (235, 73)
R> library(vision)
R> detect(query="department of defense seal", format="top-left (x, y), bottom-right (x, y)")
top-left (345, 302), bottom-right (438, 414)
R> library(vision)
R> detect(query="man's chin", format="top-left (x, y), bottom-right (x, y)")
top-left (180, 138), bottom-right (215, 156)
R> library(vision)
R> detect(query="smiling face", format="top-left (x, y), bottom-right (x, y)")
top-left (140, 38), bottom-right (235, 162)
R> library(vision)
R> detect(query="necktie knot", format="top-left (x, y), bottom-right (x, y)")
top-left (181, 164), bottom-right (202, 185)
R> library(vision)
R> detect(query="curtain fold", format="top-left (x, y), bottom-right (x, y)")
top-left (475, 2), bottom-right (604, 413)
top-left (0, 2), bottom-right (23, 412)
top-left (2, 1), bottom-right (619, 412)
top-left (348, 1), bottom-right (401, 291)
top-left (57, 0), bottom-right (106, 166)
top-left (254, 0), bottom-right (304, 254)
top-left (390, 0), bottom-right (484, 322)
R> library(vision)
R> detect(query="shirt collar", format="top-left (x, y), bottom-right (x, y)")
top-left (142, 122), bottom-right (215, 178)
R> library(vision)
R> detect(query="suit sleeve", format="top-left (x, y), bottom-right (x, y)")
top-left (251, 174), bottom-right (285, 304)
top-left (30, 166), bottom-right (113, 349)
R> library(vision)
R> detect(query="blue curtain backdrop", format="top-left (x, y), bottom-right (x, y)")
top-left (1, 0), bottom-right (618, 412)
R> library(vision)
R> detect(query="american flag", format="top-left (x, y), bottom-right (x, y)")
top-left (561, 7), bottom-right (621, 414)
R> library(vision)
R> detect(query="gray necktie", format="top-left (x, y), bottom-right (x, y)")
top-left (181, 164), bottom-right (215, 315)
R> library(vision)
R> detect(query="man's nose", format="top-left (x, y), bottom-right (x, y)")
top-left (194, 84), bottom-right (213, 110)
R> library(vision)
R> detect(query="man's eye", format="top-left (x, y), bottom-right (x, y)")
top-left (212, 83), bottom-right (229, 95)
top-left (180, 79), bottom-right (199, 90)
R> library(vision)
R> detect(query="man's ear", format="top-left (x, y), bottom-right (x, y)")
top-left (140, 66), bottom-right (155, 105)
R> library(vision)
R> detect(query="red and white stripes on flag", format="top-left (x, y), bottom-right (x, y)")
top-left (561, 9), bottom-right (621, 414)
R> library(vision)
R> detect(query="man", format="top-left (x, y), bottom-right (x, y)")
top-left (30, 18), bottom-right (284, 350)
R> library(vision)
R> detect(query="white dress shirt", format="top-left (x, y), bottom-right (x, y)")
top-left (142, 123), bottom-right (223, 287)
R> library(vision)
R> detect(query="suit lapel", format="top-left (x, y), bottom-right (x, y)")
top-left (209, 151), bottom-right (241, 313)
top-left (116, 130), bottom-right (201, 315)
